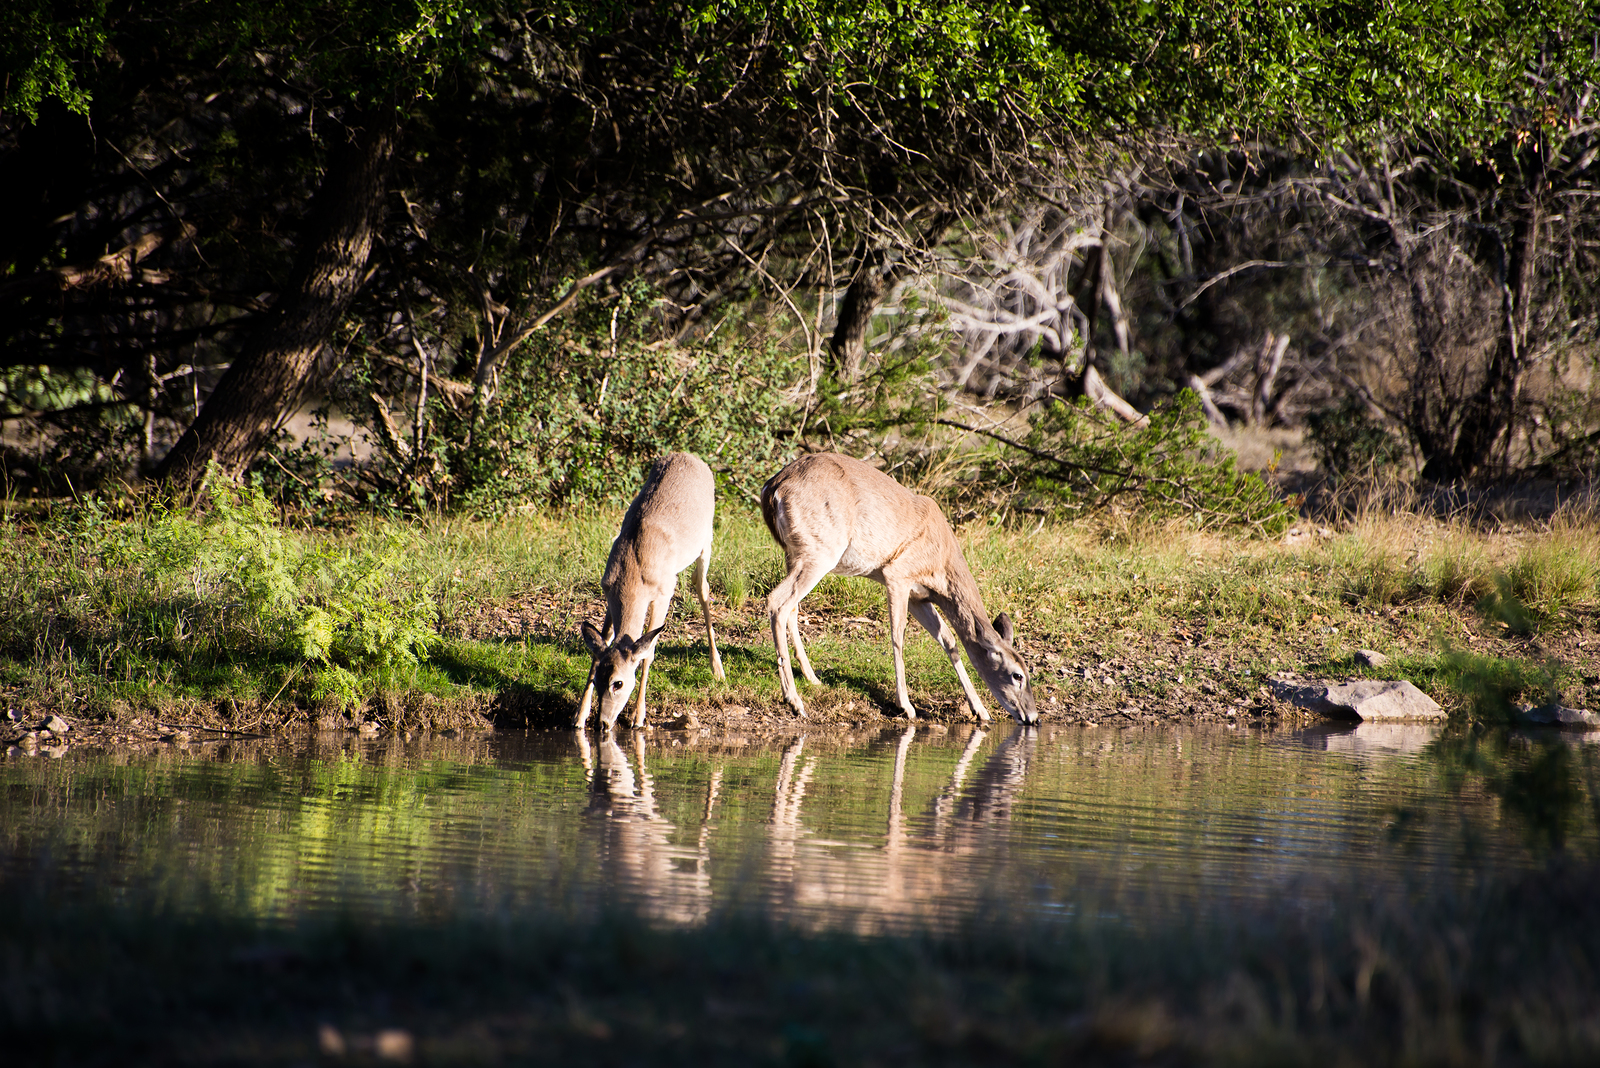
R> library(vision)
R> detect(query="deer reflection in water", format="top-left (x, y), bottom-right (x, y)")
top-left (575, 725), bottom-right (1039, 930)
top-left (577, 730), bottom-right (719, 925)
top-left (775, 724), bottom-right (1039, 930)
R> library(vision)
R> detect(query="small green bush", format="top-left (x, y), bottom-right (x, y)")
top-left (0, 472), bottom-right (440, 705)
top-left (1335, 541), bottom-right (1410, 606)
top-left (311, 281), bottom-right (805, 515)
top-left (1306, 396), bottom-right (1407, 478)
top-left (972, 390), bottom-right (1295, 534)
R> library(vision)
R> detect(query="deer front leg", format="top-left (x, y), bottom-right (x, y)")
top-left (885, 581), bottom-right (917, 719)
top-left (631, 598), bottom-right (669, 729)
top-left (692, 545), bottom-right (725, 679)
top-left (576, 608), bottom-right (616, 728)
top-left (576, 663), bottom-right (598, 728)
top-left (909, 599), bottom-right (991, 723)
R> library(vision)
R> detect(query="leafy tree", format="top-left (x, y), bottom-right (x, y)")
top-left (3, 1), bottom-right (1595, 493)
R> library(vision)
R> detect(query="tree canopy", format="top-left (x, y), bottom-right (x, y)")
top-left (2, 1), bottom-right (1596, 490)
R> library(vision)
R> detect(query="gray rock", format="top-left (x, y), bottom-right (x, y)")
top-left (357, 720), bottom-right (381, 734)
top-left (1269, 678), bottom-right (1447, 722)
top-left (1515, 703), bottom-right (1600, 729)
top-left (1354, 649), bottom-right (1390, 669)
top-left (43, 715), bottom-right (70, 734)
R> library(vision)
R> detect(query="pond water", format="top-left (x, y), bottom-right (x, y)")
top-left (1, 723), bottom-right (1593, 933)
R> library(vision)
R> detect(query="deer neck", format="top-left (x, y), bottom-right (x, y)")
top-left (927, 563), bottom-right (1002, 654)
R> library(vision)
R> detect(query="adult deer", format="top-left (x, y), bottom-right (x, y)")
top-left (761, 453), bottom-right (1037, 724)
top-left (577, 452), bottom-right (724, 730)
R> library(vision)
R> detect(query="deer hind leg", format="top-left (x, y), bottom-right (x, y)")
top-left (885, 580), bottom-right (918, 719)
top-left (766, 556), bottom-right (834, 715)
top-left (692, 544), bottom-right (724, 679)
top-left (909, 599), bottom-right (991, 723)
top-left (631, 596), bottom-right (670, 730)
top-left (788, 612), bottom-right (820, 685)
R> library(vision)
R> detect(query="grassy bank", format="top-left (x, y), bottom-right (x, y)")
top-left (2, 485), bottom-right (1598, 743)
top-left (6, 854), bottom-right (1600, 1066)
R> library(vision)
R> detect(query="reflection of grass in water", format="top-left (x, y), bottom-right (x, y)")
top-left (7, 859), bottom-right (1600, 1065)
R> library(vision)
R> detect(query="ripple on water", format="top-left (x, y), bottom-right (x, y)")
top-left (0, 722), bottom-right (1581, 932)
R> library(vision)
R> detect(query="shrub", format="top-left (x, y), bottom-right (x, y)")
top-left (1306, 396), bottom-right (1407, 479)
top-left (303, 281), bottom-right (806, 515)
top-left (0, 472), bottom-right (440, 705)
top-left (952, 390), bottom-right (1295, 534)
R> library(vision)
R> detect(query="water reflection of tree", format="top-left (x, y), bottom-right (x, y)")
top-left (1429, 731), bottom-right (1599, 855)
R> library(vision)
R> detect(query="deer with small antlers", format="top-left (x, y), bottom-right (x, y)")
top-left (761, 452), bottom-right (1037, 724)
top-left (577, 452), bottom-right (724, 730)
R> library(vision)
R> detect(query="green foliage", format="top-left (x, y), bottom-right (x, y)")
top-left (345, 284), bottom-right (804, 514)
top-left (1307, 396), bottom-right (1408, 478)
top-left (1478, 538), bottom-right (1600, 635)
top-left (800, 350), bottom-right (942, 447)
top-left (0, 0), bottom-right (107, 121)
top-left (1031, 0), bottom-right (1600, 144)
top-left (295, 534), bottom-right (438, 667)
top-left (978, 390), bottom-right (1295, 533)
top-left (13, 1), bottom-right (1592, 145)
top-left (1333, 520), bottom-right (1597, 635)
top-left (1434, 648), bottom-right (1548, 725)
top-left (718, 566), bottom-right (748, 611)
top-left (0, 365), bottom-right (144, 488)
top-left (0, 471), bottom-right (440, 706)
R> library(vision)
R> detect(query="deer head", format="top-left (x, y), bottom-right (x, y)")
top-left (981, 612), bottom-right (1038, 725)
top-left (581, 622), bottom-right (666, 730)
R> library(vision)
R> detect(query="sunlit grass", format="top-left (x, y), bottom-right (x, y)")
top-left (2, 493), bottom-right (1597, 725)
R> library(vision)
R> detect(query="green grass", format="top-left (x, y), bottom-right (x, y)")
top-left (2, 492), bottom-right (1597, 729)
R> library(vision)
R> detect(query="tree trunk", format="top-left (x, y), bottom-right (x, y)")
top-left (157, 111), bottom-right (396, 486)
top-left (827, 249), bottom-right (890, 381)
top-left (1447, 200), bottom-right (1538, 479)
top-left (1407, 261), bottom-right (1463, 482)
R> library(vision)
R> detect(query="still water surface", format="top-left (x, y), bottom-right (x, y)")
top-left (0, 722), bottom-right (1587, 931)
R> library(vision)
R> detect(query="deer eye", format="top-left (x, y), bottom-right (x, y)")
top-left (1010, 672), bottom-right (1025, 685)
top-left (611, 680), bottom-right (624, 692)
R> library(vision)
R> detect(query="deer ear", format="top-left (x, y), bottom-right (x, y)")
top-left (638, 623), bottom-right (667, 653)
top-left (616, 624), bottom-right (666, 659)
top-left (993, 612), bottom-right (1014, 644)
top-left (580, 621), bottom-right (609, 659)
